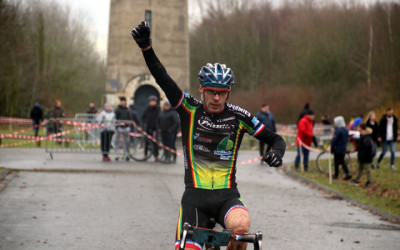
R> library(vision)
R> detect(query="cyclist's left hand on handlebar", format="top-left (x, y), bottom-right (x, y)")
top-left (262, 150), bottom-right (283, 167)
top-left (131, 21), bottom-right (152, 48)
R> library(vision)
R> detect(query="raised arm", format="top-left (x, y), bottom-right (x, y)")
top-left (131, 21), bottom-right (182, 107)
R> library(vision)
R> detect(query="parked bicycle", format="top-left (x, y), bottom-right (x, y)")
top-left (128, 132), bottom-right (154, 161)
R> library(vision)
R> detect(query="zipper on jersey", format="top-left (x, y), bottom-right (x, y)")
top-left (212, 166), bottom-right (214, 190)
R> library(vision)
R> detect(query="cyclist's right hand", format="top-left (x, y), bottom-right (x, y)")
top-left (131, 21), bottom-right (152, 49)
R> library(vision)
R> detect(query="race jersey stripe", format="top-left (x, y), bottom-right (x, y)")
top-left (173, 91), bottom-right (185, 109)
top-left (181, 98), bottom-right (200, 188)
top-left (176, 205), bottom-right (182, 241)
top-left (225, 124), bottom-right (244, 188)
top-left (239, 120), bottom-right (255, 134)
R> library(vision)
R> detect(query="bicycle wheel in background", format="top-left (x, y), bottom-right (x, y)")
top-left (316, 151), bottom-right (331, 175)
top-left (129, 134), bottom-right (154, 161)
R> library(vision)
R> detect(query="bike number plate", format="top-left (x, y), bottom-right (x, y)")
top-left (192, 228), bottom-right (231, 246)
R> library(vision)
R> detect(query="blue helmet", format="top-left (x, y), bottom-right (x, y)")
top-left (198, 63), bottom-right (234, 88)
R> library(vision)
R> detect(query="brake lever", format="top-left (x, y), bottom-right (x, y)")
top-left (180, 222), bottom-right (191, 250)
top-left (255, 231), bottom-right (263, 250)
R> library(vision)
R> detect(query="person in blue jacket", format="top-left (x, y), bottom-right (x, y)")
top-left (255, 104), bottom-right (276, 163)
top-left (331, 116), bottom-right (352, 180)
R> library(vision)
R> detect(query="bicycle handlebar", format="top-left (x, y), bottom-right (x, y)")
top-left (180, 222), bottom-right (263, 250)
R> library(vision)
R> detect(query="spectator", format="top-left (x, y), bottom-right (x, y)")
top-left (129, 102), bottom-right (141, 127)
top-left (255, 104), bottom-right (276, 163)
top-left (295, 110), bottom-right (315, 171)
top-left (129, 102), bottom-right (142, 146)
top-left (376, 108), bottom-right (398, 169)
top-left (142, 95), bottom-right (161, 162)
top-left (351, 123), bottom-right (374, 187)
top-left (129, 101), bottom-right (141, 136)
top-left (321, 114), bottom-right (332, 139)
top-left (331, 116), bottom-right (352, 180)
top-left (365, 111), bottom-right (379, 168)
top-left (85, 102), bottom-right (98, 140)
top-left (86, 102), bottom-right (98, 114)
top-left (30, 102), bottom-right (43, 147)
top-left (49, 100), bottom-right (65, 145)
top-left (297, 103), bottom-right (310, 124)
top-left (114, 97), bottom-right (132, 161)
top-left (158, 101), bottom-right (180, 163)
top-left (97, 103), bottom-right (115, 162)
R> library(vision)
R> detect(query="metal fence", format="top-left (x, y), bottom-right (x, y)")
top-left (44, 114), bottom-right (158, 161)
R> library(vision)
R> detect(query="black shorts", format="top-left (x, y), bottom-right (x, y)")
top-left (175, 187), bottom-right (248, 250)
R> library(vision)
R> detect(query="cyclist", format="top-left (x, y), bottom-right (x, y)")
top-left (131, 21), bottom-right (286, 250)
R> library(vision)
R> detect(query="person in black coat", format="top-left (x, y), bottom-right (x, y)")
top-left (365, 111), bottom-right (379, 168)
top-left (351, 124), bottom-right (374, 187)
top-left (142, 95), bottom-right (161, 162)
top-left (376, 108), bottom-right (398, 169)
top-left (30, 103), bottom-right (44, 146)
top-left (85, 102), bottom-right (98, 140)
top-left (129, 103), bottom-right (141, 146)
top-left (158, 101), bottom-right (180, 163)
top-left (86, 102), bottom-right (98, 114)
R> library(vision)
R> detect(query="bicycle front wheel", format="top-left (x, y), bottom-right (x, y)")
top-left (316, 151), bottom-right (332, 175)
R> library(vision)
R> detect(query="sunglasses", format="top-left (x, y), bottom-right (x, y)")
top-left (203, 87), bottom-right (230, 97)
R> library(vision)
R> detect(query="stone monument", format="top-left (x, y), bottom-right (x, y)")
top-left (105, 0), bottom-right (189, 116)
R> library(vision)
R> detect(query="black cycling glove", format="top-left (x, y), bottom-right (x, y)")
top-left (262, 150), bottom-right (283, 167)
top-left (131, 21), bottom-right (152, 48)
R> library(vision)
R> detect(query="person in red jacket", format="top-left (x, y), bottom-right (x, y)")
top-left (295, 110), bottom-right (315, 171)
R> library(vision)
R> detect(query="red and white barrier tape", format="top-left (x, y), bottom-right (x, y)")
top-left (12, 120), bottom-right (49, 135)
top-left (0, 134), bottom-right (76, 142)
top-left (127, 120), bottom-right (184, 157)
top-left (0, 116), bottom-right (32, 124)
top-left (237, 142), bottom-right (296, 165)
top-left (297, 138), bottom-right (324, 153)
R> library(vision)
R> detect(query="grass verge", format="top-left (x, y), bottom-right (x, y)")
top-left (293, 157), bottom-right (400, 217)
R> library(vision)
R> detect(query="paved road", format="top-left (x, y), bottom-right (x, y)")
top-left (0, 148), bottom-right (399, 249)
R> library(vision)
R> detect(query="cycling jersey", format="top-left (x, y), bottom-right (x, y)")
top-left (142, 48), bottom-right (286, 190)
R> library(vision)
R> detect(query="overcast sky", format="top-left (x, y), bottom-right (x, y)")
top-left (50, 0), bottom-right (393, 59)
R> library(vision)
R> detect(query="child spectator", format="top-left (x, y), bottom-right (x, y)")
top-left (331, 116), bottom-right (352, 180)
top-left (351, 124), bottom-right (374, 187)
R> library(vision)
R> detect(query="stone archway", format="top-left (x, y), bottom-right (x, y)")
top-left (104, 74), bottom-right (166, 114)
top-left (123, 74), bottom-right (165, 116)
